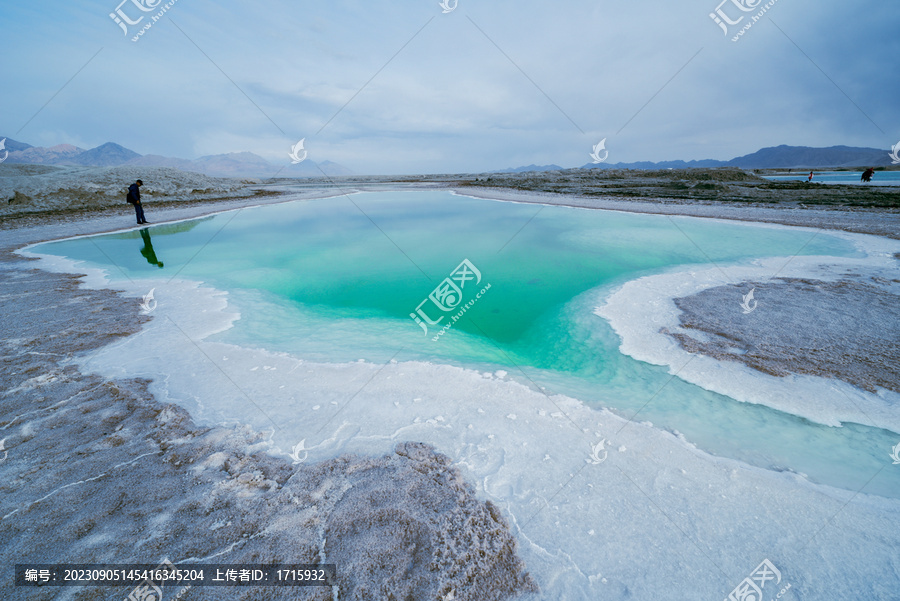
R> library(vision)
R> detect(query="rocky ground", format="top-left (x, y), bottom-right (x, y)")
top-left (0, 164), bottom-right (275, 222)
top-left (663, 276), bottom-right (900, 395)
top-left (452, 167), bottom-right (900, 208)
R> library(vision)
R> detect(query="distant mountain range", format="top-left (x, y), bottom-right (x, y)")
top-left (0, 138), bottom-right (352, 179)
top-left (2, 137), bottom-right (893, 177)
top-left (495, 145), bottom-right (895, 173)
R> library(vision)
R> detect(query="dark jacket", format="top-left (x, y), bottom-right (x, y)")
top-left (127, 183), bottom-right (141, 204)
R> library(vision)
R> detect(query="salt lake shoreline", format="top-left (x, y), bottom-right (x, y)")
top-left (2, 182), bottom-right (898, 600)
top-left (8, 180), bottom-right (898, 399)
top-left (455, 185), bottom-right (900, 241)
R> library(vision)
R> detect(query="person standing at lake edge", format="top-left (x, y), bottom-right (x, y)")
top-left (127, 179), bottom-right (148, 224)
top-left (861, 167), bottom-right (875, 183)
top-left (807, 171), bottom-right (814, 182)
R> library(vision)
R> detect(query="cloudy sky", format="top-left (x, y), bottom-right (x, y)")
top-left (3, 0), bottom-right (898, 174)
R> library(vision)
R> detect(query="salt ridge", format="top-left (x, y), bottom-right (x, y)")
top-left (595, 225), bottom-right (900, 432)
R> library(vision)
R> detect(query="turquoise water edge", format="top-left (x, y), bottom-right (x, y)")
top-left (35, 191), bottom-right (899, 498)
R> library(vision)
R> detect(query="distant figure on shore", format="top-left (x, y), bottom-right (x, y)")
top-left (807, 171), bottom-right (814, 182)
top-left (127, 179), bottom-right (148, 225)
top-left (139, 228), bottom-right (164, 268)
top-left (861, 167), bottom-right (875, 183)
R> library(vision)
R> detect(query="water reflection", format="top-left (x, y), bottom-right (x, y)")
top-left (139, 228), bottom-right (164, 268)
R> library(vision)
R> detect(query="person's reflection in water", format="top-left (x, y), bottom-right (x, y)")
top-left (139, 228), bottom-right (164, 268)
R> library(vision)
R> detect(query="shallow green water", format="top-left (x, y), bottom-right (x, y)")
top-left (36, 191), bottom-right (900, 498)
top-left (70, 192), bottom-right (850, 363)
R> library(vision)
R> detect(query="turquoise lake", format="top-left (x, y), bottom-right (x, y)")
top-left (35, 191), bottom-right (900, 498)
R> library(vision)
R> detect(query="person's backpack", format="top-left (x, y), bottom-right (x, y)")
top-left (126, 185), bottom-right (136, 204)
